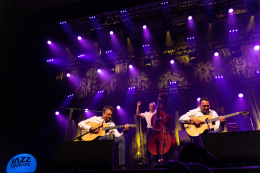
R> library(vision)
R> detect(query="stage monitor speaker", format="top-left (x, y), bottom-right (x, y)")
top-left (178, 130), bottom-right (191, 146)
top-left (179, 143), bottom-right (227, 168)
top-left (52, 141), bottom-right (118, 171)
top-left (200, 131), bottom-right (260, 167)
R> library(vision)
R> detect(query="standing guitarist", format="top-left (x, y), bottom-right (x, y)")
top-left (179, 97), bottom-right (225, 144)
top-left (78, 105), bottom-right (130, 170)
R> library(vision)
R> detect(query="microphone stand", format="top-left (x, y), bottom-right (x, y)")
top-left (58, 107), bottom-right (102, 142)
top-left (248, 114), bottom-right (255, 131)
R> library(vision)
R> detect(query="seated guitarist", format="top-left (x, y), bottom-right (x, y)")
top-left (78, 105), bottom-right (130, 170)
top-left (179, 97), bottom-right (225, 144)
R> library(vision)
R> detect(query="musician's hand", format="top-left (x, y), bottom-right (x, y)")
top-left (219, 116), bottom-right (225, 122)
top-left (90, 126), bottom-right (100, 134)
top-left (137, 101), bottom-right (141, 106)
top-left (190, 117), bottom-right (201, 125)
top-left (124, 124), bottom-right (130, 131)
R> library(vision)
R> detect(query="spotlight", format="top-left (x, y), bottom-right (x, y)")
top-left (189, 52), bottom-right (198, 64)
top-left (230, 46), bottom-right (242, 57)
top-left (238, 93), bottom-right (243, 98)
top-left (254, 45), bottom-right (259, 50)
top-left (55, 111), bottom-right (59, 115)
top-left (188, 16), bottom-right (192, 20)
top-left (144, 59), bottom-right (152, 69)
top-left (205, 4), bottom-right (216, 23)
top-left (85, 109), bottom-right (88, 112)
top-left (66, 73), bottom-right (71, 77)
top-left (117, 106), bottom-right (121, 110)
top-left (246, 0), bottom-right (259, 15)
top-left (170, 60), bottom-right (174, 64)
top-left (129, 64), bottom-right (133, 69)
top-left (214, 50), bottom-right (219, 57)
top-left (110, 31), bottom-right (113, 35)
top-left (47, 41), bottom-right (51, 45)
top-left (143, 25), bottom-right (147, 29)
top-left (123, 25), bottom-right (132, 38)
top-left (47, 59), bottom-right (54, 62)
top-left (197, 98), bottom-right (201, 102)
top-left (254, 70), bottom-right (260, 76)
top-left (108, 64), bottom-right (115, 74)
top-left (228, 8), bottom-right (234, 13)
top-left (97, 69), bottom-right (101, 73)
top-left (77, 36), bottom-right (82, 40)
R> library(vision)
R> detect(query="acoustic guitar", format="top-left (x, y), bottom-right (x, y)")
top-left (184, 110), bottom-right (249, 137)
top-left (81, 122), bottom-right (137, 141)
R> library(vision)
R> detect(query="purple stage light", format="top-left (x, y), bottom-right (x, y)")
top-left (215, 76), bottom-right (217, 78)
top-left (143, 25), bottom-right (147, 29)
top-left (228, 8), bottom-right (234, 13)
top-left (257, 71), bottom-right (259, 73)
top-left (221, 76), bottom-right (223, 78)
top-left (235, 29), bottom-right (238, 31)
top-left (218, 76), bottom-right (220, 78)
top-left (66, 73), bottom-right (71, 77)
top-left (170, 60), bottom-right (174, 64)
top-left (188, 16), bottom-right (192, 20)
top-left (55, 111), bottom-right (59, 115)
top-left (85, 109), bottom-right (88, 112)
top-left (197, 98), bottom-right (201, 102)
top-left (47, 41), bottom-right (51, 45)
top-left (97, 69), bottom-right (101, 73)
top-left (117, 106), bottom-right (121, 110)
top-left (129, 65), bottom-right (133, 69)
top-left (238, 93), bottom-right (243, 98)
top-left (110, 31), bottom-right (113, 35)
top-left (229, 30), bottom-right (231, 33)
top-left (214, 52), bottom-right (219, 57)
top-left (232, 30), bottom-right (234, 32)
top-left (78, 36), bottom-right (82, 40)
top-left (254, 45), bottom-right (259, 50)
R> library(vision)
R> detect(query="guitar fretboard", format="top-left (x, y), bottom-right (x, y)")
top-left (102, 125), bottom-right (136, 131)
top-left (208, 112), bottom-right (240, 123)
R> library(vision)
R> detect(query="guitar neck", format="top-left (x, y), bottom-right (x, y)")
top-left (102, 125), bottom-right (126, 131)
top-left (208, 112), bottom-right (240, 122)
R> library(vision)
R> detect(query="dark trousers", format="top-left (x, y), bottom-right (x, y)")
top-left (146, 128), bottom-right (153, 164)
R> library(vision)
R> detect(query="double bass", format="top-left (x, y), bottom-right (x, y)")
top-left (148, 89), bottom-right (176, 159)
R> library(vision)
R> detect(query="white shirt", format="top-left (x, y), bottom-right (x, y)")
top-left (141, 111), bottom-right (156, 128)
top-left (78, 116), bottom-right (124, 138)
top-left (179, 107), bottom-right (224, 132)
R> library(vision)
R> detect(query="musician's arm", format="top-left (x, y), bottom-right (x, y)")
top-left (78, 117), bottom-right (95, 132)
top-left (212, 112), bottom-right (225, 132)
top-left (136, 101), bottom-right (142, 116)
top-left (179, 111), bottom-right (194, 123)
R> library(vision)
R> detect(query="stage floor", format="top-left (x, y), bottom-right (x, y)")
top-left (42, 164), bottom-right (260, 173)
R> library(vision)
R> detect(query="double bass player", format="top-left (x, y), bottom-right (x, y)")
top-left (136, 90), bottom-right (176, 164)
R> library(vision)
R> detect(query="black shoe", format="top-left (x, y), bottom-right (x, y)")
top-left (119, 164), bottom-right (126, 170)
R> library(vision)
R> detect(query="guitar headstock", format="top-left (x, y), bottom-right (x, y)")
top-left (129, 124), bottom-right (138, 128)
top-left (239, 110), bottom-right (249, 116)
